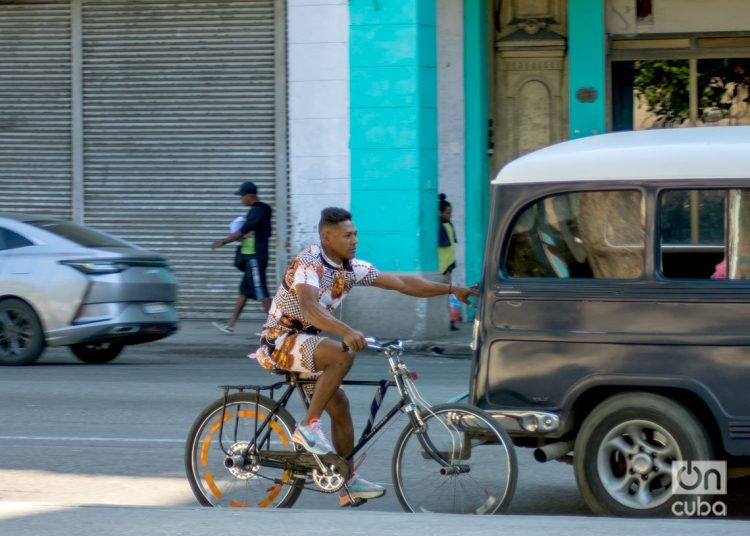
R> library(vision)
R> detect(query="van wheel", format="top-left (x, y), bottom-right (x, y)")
top-left (0, 298), bottom-right (45, 365)
top-left (574, 392), bottom-right (712, 516)
top-left (70, 341), bottom-right (125, 364)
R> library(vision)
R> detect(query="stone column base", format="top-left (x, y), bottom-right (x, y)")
top-left (338, 272), bottom-right (449, 341)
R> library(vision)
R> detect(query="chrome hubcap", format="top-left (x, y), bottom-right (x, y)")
top-left (596, 419), bottom-right (681, 510)
top-left (632, 453), bottom-right (654, 475)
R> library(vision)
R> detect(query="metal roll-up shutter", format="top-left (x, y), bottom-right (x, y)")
top-left (0, 0), bottom-right (72, 219)
top-left (81, 0), bottom-right (278, 319)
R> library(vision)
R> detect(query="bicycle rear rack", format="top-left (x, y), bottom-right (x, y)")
top-left (214, 381), bottom-right (303, 458)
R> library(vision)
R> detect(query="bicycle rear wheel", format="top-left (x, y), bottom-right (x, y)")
top-left (392, 403), bottom-right (517, 514)
top-left (185, 392), bottom-right (303, 508)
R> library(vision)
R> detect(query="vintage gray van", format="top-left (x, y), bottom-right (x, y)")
top-left (471, 125), bottom-right (750, 516)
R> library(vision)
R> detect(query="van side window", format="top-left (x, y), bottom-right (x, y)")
top-left (504, 191), bottom-right (644, 279)
top-left (0, 227), bottom-right (33, 251)
top-left (660, 189), bottom-right (750, 279)
top-left (660, 190), bottom-right (725, 279)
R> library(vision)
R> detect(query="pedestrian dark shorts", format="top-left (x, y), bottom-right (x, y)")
top-left (240, 256), bottom-right (269, 300)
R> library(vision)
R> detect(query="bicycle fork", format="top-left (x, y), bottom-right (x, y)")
top-left (404, 405), bottom-right (471, 475)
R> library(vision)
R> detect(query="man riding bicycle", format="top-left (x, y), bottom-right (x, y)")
top-left (253, 207), bottom-right (478, 506)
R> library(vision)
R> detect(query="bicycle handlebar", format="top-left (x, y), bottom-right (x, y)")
top-left (341, 337), bottom-right (403, 353)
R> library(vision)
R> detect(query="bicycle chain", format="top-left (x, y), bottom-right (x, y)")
top-left (232, 468), bottom-right (349, 496)
top-left (228, 452), bottom-right (350, 494)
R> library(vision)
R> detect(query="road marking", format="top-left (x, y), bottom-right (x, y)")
top-left (0, 435), bottom-right (184, 443)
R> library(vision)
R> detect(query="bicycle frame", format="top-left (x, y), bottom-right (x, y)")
top-left (215, 345), bottom-right (449, 469)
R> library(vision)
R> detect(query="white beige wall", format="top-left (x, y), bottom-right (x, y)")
top-left (607, 0), bottom-right (750, 34)
top-left (437, 0), bottom-right (467, 286)
top-left (287, 0), bottom-right (468, 287)
top-left (287, 0), bottom-right (350, 255)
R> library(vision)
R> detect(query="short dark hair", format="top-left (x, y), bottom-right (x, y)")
top-left (318, 207), bottom-right (352, 232)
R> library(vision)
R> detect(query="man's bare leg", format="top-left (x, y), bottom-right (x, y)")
top-left (325, 389), bottom-right (354, 456)
top-left (227, 294), bottom-right (248, 327)
top-left (301, 338), bottom-right (353, 425)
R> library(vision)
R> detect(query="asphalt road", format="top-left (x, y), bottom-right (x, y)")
top-left (0, 339), bottom-right (583, 515)
top-left (1, 335), bottom-right (749, 527)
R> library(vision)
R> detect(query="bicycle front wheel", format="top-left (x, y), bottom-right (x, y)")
top-left (185, 392), bottom-right (303, 508)
top-left (392, 403), bottom-right (517, 514)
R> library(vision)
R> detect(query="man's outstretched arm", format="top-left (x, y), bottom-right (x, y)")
top-left (296, 283), bottom-right (367, 351)
top-left (372, 273), bottom-right (479, 305)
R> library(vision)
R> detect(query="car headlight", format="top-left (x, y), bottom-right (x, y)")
top-left (60, 260), bottom-right (128, 274)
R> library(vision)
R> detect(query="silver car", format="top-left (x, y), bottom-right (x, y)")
top-left (0, 212), bottom-right (179, 365)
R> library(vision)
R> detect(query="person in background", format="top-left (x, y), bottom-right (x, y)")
top-left (711, 258), bottom-right (727, 279)
top-left (210, 181), bottom-right (272, 334)
top-left (438, 193), bottom-right (461, 331)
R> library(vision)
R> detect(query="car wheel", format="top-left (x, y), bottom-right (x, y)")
top-left (574, 392), bottom-right (712, 517)
top-left (0, 298), bottom-right (45, 365)
top-left (69, 341), bottom-right (125, 364)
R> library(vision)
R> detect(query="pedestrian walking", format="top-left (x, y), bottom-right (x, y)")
top-left (210, 181), bottom-right (272, 334)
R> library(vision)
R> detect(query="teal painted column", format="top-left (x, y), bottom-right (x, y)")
top-left (350, 0), bottom-right (437, 272)
top-left (568, 0), bottom-right (606, 138)
top-left (464, 0), bottom-right (488, 288)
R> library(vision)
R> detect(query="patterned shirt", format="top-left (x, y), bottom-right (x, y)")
top-left (255, 244), bottom-right (380, 370)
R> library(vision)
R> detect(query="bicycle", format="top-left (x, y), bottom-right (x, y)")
top-left (184, 337), bottom-right (517, 514)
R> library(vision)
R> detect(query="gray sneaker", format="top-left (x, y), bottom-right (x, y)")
top-left (292, 421), bottom-right (334, 455)
top-left (212, 321), bottom-right (234, 335)
top-left (339, 474), bottom-right (386, 506)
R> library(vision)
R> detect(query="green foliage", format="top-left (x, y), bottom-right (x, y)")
top-left (634, 59), bottom-right (750, 125)
top-left (634, 60), bottom-right (691, 125)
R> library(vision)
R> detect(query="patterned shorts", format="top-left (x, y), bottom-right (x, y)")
top-left (255, 330), bottom-right (323, 379)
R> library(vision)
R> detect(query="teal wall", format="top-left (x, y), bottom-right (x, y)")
top-left (350, 0), bottom-right (438, 271)
top-left (463, 0), bottom-right (488, 288)
top-left (568, 0), bottom-right (606, 138)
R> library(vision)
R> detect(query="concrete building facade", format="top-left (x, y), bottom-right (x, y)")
top-left (3, 1), bottom-right (750, 336)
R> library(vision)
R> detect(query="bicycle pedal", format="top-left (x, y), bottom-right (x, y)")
top-left (340, 498), bottom-right (367, 508)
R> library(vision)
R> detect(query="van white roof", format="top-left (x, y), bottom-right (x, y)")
top-left (492, 126), bottom-right (750, 185)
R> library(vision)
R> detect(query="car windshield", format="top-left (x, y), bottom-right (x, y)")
top-left (29, 220), bottom-right (134, 248)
